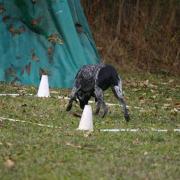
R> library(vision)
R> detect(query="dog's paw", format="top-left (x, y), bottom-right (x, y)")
top-left (101, 107), bottom-right (108, 118)
top-left (66, 104), bottom-right (72, 111)
top-left (95, 108), bottom-right (100, 115)
top-left (124, 114), bottom-right (130, 122)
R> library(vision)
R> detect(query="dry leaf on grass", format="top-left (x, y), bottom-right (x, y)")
top-left (84, 131), bottom-right (93, 137)
top-left (163, 103), bottom-right (171, 109)
top-left (144, 151), bottom-right (148, 155)
top-left (71, 112), bottom-right (81, 118)
top-left (170, 108), bottom-right (178, 116)
top-left (5, 142), bottom-right (13, 147)
top-left (175, 102), bottom-right (180, 110)
top-left (166, 98), bottom-right (173, 102)
top-left (51, 90), bottom-right (59, 94)
top-left (4, 159), bottom-right (15, 169)
top-left (168, 79), bottom-right (174, 83)
top-left (133, 138), bottom-right (141, 145)
top-left (65, 142), bottom-right (82, 149)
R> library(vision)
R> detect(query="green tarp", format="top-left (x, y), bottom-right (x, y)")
top-left (0, 0), bottom-right (100, 88)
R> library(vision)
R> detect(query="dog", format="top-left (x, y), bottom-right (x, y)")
top-left (66, 63), bottom-right (130, 121)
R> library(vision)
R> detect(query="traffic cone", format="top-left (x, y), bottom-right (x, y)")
top-left (77, 105), bottom-right (93, 131)
top-left (37, 75), bottom-right (50, 97)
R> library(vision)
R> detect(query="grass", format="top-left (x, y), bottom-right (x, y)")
top-left (0, 72), bottom-right (180, 180)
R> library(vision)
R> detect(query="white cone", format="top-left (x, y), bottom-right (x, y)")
top-left (77, 105), bottom-right (93, 131)
top-left (37, 75), bottom-right (50, 97)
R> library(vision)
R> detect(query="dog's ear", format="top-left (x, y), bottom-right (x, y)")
top-left (78, 95), bottom-right (91, 109)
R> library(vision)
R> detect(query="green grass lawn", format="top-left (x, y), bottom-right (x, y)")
top-left (0, 73), bottom-right (180, 180)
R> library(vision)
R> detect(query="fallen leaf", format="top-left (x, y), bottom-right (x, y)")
top-left (175, 102), bottom-right (180, 109)
top-left (48, 47), bottom-right (53, 56)
top-left (163, 103), bottom-right (171, 108)
top-left (144, 80), bottom-right (149, 86)
top-left (31, 18), bottom-right (41, 26)
top-left (84, 131), bottom-right (93, 137)
top-left (71, 112), bottom-right (81, 118)
top-left (51, 90), bottom-right (59, 94)
top-left (166, 98), bottom-right (172, 101)
top-left (150, 89), bottom-right (155, 93)
top-left (32, 52), bottom-right (39, 61)
top-left (151, 95), bottom-right (157, 99)
top-left (6, 142), bottom-right (13, 147)
top-left (65, 142), bottom-right (82, 149)
top-left (140, 99), bottom-right (146, 105)
top-left (0, 4), bottom-right (6, 14)
top-left (170, 108), bottom-right (178, 116)
top-left (139, 96), bottom-right (145, 100)
top-left (144, 151), bottom-right (148, 155)
top-left (48, 33), bottom-right (63, 44)
top-left (4, 159), bottom-right (15, 169)
top-left (133, 138), bottom-right (140, 145)
top-left (149, 83), bottom-right (158, 89)
top-left (2, 15), bottom-right (10, 22)
top-left (168, 79), bottom-right (174, 83)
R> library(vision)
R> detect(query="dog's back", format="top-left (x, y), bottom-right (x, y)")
top-left (97, 65), bottom-right (120, 91)
top-left (75, 64), bottom-right (105, 92)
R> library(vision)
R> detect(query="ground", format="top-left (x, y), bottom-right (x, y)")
top-left (0, 72), bottom-right (180, 180)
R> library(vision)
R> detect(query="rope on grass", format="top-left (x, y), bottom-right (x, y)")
top-left (0, 93), bottom-right (33, 97)
top-left (0, 116), bottom-right (61, 129)
top-left (100, 128), bottom-right (180, 132)
top-left (44, 95), bottom-right (142, 110)
top-left (0, 94), bottom-right (140, 109)
top-left (0, 94), bottom-right (130, 107)
top-left (0, 116), bottom-right (179, 133)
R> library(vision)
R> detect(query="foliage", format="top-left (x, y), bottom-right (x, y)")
top-left (82, 0), bottom-right (180, 75)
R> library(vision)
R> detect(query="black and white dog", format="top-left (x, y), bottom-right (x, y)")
top-left (66, 64), bottom-right (130, 121)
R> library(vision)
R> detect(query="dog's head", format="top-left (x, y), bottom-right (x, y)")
top-left (77, 91), bottom-right (92, 109)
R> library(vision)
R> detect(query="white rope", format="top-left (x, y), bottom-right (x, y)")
top-left (174, 129), bottom-right (180, 132)
top-left (0, 93), bottom-right (143, 109)
top-left (0, 116), bottom-right (179, 132)
top-left (57, 96), bottom-right (142, 109)
top-left (0, 93), bottom-right (33, 97)
top-left (1, 94), bottom-right (179, 133)
top-left (100, 129), bottom-right (139, 132)
top-left (100, 128), bottom-right (180, 132)
top-left (0, 116), bottom-right (61, 129)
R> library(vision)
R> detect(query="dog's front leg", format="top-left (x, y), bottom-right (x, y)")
top-left (112, 85), bottom-right (130, 121)
top-left (66, 86), bottom-right (79, 111)
top-left (95, 86), bottom-right (108, 117)
top-left (95, 101), bottom-right (101, 115)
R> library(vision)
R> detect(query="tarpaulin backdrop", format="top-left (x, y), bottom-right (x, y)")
top-left (0, 0), bottom-right (100, 88)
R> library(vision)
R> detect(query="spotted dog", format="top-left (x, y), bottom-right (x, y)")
top-left (66, 64), bottom-right (130, 121)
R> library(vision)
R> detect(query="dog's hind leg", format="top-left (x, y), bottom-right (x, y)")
top-left (66, 86), bottom-right (80, 111)
top-left (112, 82), bottom-right (130, 121)
top-left (94, 86), bottom-right (108, 117)
top-left (95, 101), bottom-right (101, 115)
